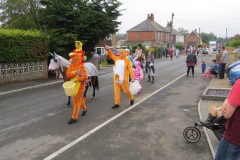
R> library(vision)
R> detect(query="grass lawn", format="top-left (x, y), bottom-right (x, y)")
top-left (101, 59), bottom-right (114, 67)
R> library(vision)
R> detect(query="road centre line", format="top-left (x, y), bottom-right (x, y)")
top-left (43, 73), bottom-right (187, 160)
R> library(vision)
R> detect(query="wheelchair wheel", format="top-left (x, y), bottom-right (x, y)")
top-left (183, 127), bottom-right (201, 143)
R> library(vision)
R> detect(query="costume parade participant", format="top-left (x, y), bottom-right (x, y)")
top-left (105, 45), bottom-right (135, 108)
top-left (66, 52), bottom-right (88, 124)
top-left (72, 41), bottom-right (85, 64)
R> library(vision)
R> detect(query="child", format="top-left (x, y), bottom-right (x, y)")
top-left (200, 61), bottom-right (206, 75)
top-left (146, 51), bottom-right (155, 83)
top-left (133, 61), bottom-right (143, 93)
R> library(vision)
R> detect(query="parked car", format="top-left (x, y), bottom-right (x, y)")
top-left (106, 49), bottom-right (119, 64)
top-left (233, 48), bottom-right (240, 53)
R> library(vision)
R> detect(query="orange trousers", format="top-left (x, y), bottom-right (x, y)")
top-left (72, 85), bottom-right (86, 119)
top-left (114, 82), bottom-right (134, 105)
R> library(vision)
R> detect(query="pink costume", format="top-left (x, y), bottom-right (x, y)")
top-left (133, 61), bottom-right (143, 92)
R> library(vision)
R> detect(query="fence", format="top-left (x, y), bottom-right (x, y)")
top-left (0, 61), bottom-right (48, 85)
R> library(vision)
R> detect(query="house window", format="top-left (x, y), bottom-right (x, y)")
top-left (136, 33), bottom-right (140, 39)
top-left (157, 33), bottom-right (160, 40)
top-left (161, 33), bottom-right (163, 40)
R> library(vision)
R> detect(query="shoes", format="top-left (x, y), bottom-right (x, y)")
top-left (81, 110), bottom-right (87, 116)
top-left (112, 104), bottom-right (119, 109)
top-left (130, 99), bottom-right (134, 106)
top-left (68, 118), bottom-right (77, 124)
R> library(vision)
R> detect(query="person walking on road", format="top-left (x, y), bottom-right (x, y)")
top-left (66, 52), bottom-right (88, 124)
top-left (200, 61), bottom-right (206, 75)
top-left (105, 45), bottom-right (135, 109)
top-left (169, 47), bottom-right (174, 61)
top-left (146, 51), bottom-right (155, 83)
top-left (133, 61), bottom-right (144, 93)
top-left (175, 48), bottom-right (180, 59)
top-left (186, 52), bottom-right (197, 77)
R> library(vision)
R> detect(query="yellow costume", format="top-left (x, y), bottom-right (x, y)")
top-left (66, 52), bottom-right (88, 124)
top-left (72, 41), bottom-right (85, 64)
top-left (106, 48), bottom-right (135, 108)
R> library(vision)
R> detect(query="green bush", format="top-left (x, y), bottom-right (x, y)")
top-left (175, 42), bottom-right (184, 51)
top-left (0, 29), bottom-right (50, 63)
top-left (228, 38), bottom-right (240, 48)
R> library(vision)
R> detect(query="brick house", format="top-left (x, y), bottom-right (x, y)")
top-left (127, 14), bottom-right (170, 47)
top-left (184, 30), bottom-right (201, 47)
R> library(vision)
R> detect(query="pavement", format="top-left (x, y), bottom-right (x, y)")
top-left (0, 58), bottom-right (233, 159)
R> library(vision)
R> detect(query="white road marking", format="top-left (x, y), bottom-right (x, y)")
top-left (0, 81), bottom-right (62, 96)
top-left (43, 73), bottom-right (186, 160)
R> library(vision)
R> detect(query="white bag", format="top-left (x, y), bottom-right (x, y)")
top-left (129, 81), bottom-right (142, 95)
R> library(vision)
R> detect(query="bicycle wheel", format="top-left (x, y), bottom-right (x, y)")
top-left (183, 127), bottom-right (201, 143)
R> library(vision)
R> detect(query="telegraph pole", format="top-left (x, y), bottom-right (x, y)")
top-left (169, 12), bottom-right (174, 48)
top-left (199, 28), bottom-right (201, 46)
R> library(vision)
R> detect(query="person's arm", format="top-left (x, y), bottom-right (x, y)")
top-left (76, 65), bottom-right (88, 82)
top-left (220, 79), bottom-right (240, 118)
top-left (105, 45), bottom-right (118, 62)
top-left (220, 99), bottom-right (237, 119)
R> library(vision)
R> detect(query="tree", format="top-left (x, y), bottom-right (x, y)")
top-left (39, 0), bottom-right (122, 56)
top-left (0, 0), bottom-right (42, 30)
top-left (177, 27), bottom-right (189, 36)
top-left (200, 32), bottom-right (217, 44)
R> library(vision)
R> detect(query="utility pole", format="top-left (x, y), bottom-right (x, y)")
top-left (169, 12), bottom-right (174, 48)
top-left (226, 28), bottom-right (228, 44)
top-left (199, 28), bottom-right (201, 46)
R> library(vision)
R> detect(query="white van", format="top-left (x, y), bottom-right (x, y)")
top-left (94, 47), bottom-right (114, 56)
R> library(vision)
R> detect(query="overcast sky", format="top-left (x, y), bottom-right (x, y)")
top-left (117, 0), bottom-right (240, 38)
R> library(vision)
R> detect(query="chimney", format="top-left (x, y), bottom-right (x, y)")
top-left (147, 13), bottom-right (154, 21)
top-left (167, 22), bottom-right (171, 27)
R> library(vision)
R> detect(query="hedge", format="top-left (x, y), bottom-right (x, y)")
top-left (0, 29), bottom-right (50, 63)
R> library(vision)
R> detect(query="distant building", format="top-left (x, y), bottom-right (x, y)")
top-left (126, 14), bottom-right (170, 47)
top-left (95, 33), bottom-right (117, 48)
top-left (116, 34), bottom-right (127, 49)
top-left (184, 29), bottom-right (201, 47)
top-left (126, 13), bottom-right (183, 48)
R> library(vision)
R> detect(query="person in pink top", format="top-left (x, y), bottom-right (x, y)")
top-left (133, 61), bottom-right (143, 93)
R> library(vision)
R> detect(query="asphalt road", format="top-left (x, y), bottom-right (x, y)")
top-left (0, 54), bottom-right (213, 160)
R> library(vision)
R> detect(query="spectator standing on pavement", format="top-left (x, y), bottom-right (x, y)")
top-left (216, 48), bottom-right (222, 65)
top-left (219, 46), bottom-right (229, 79)
top-left (146, 51), bottom-right (155, 83)
top-left (186, 52), bottom-right (197, 77)
top-left (200, 79), bottom-right (240, 159)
